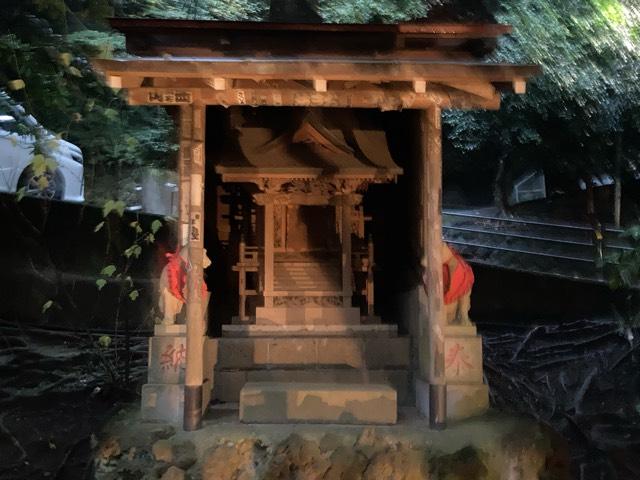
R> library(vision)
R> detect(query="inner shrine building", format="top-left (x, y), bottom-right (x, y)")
top-left (94, 18), bottom-right (537, 430)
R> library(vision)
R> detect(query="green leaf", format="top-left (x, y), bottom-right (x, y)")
top-left (151, 219), bottom-right (162, 234)
top-left (123, 244), bottom-right (142, 259)
top-left (98, 335), bottom-right (112, 348)
top-left (94, 221), bottom-right (104, 233)
top-left (96, 278), bottom-right (107, 290)
top-left (104, 108), bottom-right (119, 121)
top-left (8, 79), bottom-right (25, 90)
top-left (16, 187), bottom-right (26, 202)
top-left (58, 52), bottom-right (72, 67)
top-left (67, 66), bottom-right (83, 78)
top-left (128, 289), bottom-right (139, 301)
top-left (146, 233), bottom-right (155, 244)
top-left (100, 265), bottom-right (117, 277)
top-left (102, 200), bottom-right (126, 218)
top-left (31, 154), bottom-right (47, 176)
top-left (41, 300), bottom-right (53, 313)
top-left (44, 157), bottom-right (58, 171)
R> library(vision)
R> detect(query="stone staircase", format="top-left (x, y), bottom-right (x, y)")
top-left (213, 322), bottom-right (411, 409)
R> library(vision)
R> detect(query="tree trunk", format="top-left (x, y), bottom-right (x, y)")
top-left (493, 156), bottom-right (510, 215)
top-left (614, 133), bottom-right (622, 228)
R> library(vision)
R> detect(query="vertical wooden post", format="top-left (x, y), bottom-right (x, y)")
top-left (183, 104), bottom-right (206, 431)
top-left (341, 195), bottom-right (353, 306)
top-left (238, 237), bottom-right (247, 321)
top-left (420, 106), bottom-right (446, 429)
top-left (367, 235), bottom-right (375, 316)
top-left (263, 201), bottom-right (275, 307)
top-left (179, 107), bottom-right (192, 246)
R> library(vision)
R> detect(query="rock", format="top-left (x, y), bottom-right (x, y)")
top-left (202, 439), bottom-right (267, 480)
top-left (430, 446), bottom-right (486, 480)
top-left (152, 425), bottom-right (176, 441)
top-left (355, 427), bottom-right (389, 459)
top-left (173, 440), bottom-right (197, 469)
top-left (363, 445), bottom-right (429, 480)
top-left (324, 446), bottom-right (368, 480)
top-left (160, 466), bottom-right (185, 480)
top-left (152, 439), bottom-right (173, 463)
top-left (319, 433), bottom-right (344, 453)
top-left (97, 437), bottom-right (122, 461)
top-left (264, 434), bottom-right (330, 479)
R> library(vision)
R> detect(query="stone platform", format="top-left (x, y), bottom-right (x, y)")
top-left (239, 382), bottom-right (397, 424)
top-left (95, 407), bottom-right (570, 480)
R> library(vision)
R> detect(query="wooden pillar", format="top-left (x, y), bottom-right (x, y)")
top-left (341, 195), bottom-right (353, 305)
top-left (183, 104), bottom-right (206, 431)
top-left (420, 106), bottom-right (446, 429)
top-left (178, 107), bottom-right (192, 246)
top-left (263, 201), bottom-right (275, 307)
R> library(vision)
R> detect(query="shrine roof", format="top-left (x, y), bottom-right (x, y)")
top-left (108, 17), bottom-right (512, 59)
top-left (215, 109), bottom-right (402, 181)
top-left (93, 18), bottom-right (539, 109)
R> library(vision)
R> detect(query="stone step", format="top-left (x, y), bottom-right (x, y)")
top-left (255, 306), bottom-right (360, 325)
top-left (222, 324), bottom-right (398, 337)
top-left (239, 382), bottom-right (397, 424)
top-left (214, 368), bottom-right (410, 405)
top-left (216, 336), bottom-right (410, 370)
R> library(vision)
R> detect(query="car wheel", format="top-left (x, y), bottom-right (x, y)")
top-left (18, 167), bottom-right (64, 200)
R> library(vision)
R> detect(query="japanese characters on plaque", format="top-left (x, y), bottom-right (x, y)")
top-left (147, 91), bottom-right (192, 104)
top-left (160, 342), bottom-right (187, 372)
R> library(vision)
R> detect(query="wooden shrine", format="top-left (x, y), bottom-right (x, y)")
top-left (93, 18), bottom-right (538, 431)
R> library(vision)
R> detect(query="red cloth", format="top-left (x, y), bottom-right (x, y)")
top-left (425, 248), bottom-right (474, 304)
top-left (443, 251), bottom-right (474, 305)
top-left (165, 251), bottom-right (207, 302)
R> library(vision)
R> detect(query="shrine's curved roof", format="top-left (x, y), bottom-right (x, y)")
top-left (215, 108), bottom-right (402, 181)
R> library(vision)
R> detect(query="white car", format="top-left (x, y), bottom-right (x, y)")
top-left (0, 103), bottom-right (84, 202)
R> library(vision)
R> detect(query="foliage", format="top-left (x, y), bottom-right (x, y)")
top-left (443, 0), bottom-right (640, 209)
top-left (0, 0), bottom-right (176, 179)
top-left (127, 0), bottom-right (269, 21)
top-left (606, 224), bottom-right (640, 327)
top-left (316, 0), bottom-right (431, 23)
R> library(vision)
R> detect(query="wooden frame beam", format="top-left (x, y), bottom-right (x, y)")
top-left (94, 58), bottom-right (539, 84)
top-left (124, 85), bottom-right (501, 110)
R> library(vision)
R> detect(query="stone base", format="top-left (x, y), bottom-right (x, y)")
top-left (239, 382), bottom-right (397, 424)
top-left (141, 379), bottom-right (212, 425)
top-left (255, 307), bottom-right (361, 325)
top-left (154, 324), bottom-right (187, 336)
top-left (416, 379), bottom-right (489, 422)
top-left (141, 383), bottom-right (184, 424)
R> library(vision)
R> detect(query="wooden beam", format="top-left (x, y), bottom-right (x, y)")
top-left (313, 79), bottom-right (327, 92)
top-left (413, 80), bottom-right (427, 94)
top-left (513, 77), bottom-right (527, 94)
top-left (437, 81), bottom-right (496, 100)
top-left (207, 77), bottom-right (227, 90)
top-left (94, 58), bottom-right (540, 84)
top-left (419, 106), bottom-right (446, 429)
top-left (106, 75), bottom-right (143, 89)
top-left (126, 85), bottom-right (501, 110)
top-left (184, 104), bottom-right (206, 432)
